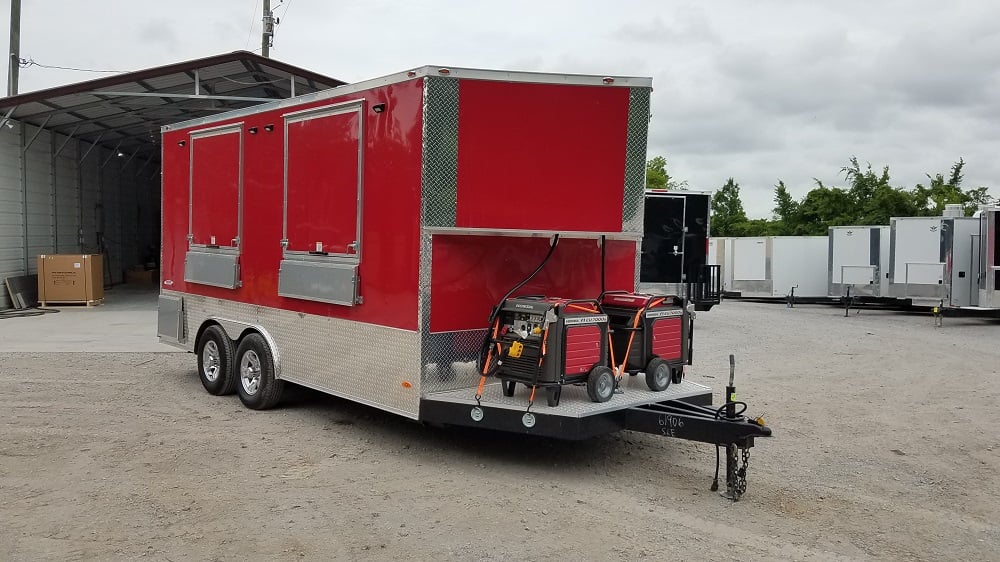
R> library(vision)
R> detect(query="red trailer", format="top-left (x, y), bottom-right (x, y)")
top-left (157, 66), bottom-right (768, 498)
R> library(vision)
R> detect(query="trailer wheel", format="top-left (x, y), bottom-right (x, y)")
top-left (196, 325), bottom-right (236, 395)
top-left (235, 333), bottom-right (285, 410)
top-left (586, 366), bottom-right (615, 403)
top-left (644, 358), bottom-right (671, 392)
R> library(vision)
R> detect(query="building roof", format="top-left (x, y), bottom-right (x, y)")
top-left (0, 51), bottom-right (345, 156)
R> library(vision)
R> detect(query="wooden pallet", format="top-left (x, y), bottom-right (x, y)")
top-left (39, 298), bottom-right (104, 308)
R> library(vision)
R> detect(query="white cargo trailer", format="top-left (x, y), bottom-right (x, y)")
top-left (828, 226), bottom-right (890, 298)
top-left (713, 236), bottom-right (828, 299)
top-left (707, 237), bottom-right (734, 293)
top-left (978, 208), bottom-right (1000, 308)
top-left (888, 216), bottom-right (979, 306)
top-left (771, 237), bottom-right (829, 298)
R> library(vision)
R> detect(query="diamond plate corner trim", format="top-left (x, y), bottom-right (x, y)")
top-left (170, 291), bottom-right (422, 418)
top-left (421, 77), bottom-right (460, 228)
top-left (418, 230), bottom-right (487, 395)
top-left (633, 240), bottom-right (642, 290)
top-left (623, 87), bottom-right (651, 233)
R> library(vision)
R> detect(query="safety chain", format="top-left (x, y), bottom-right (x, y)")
top-left (734, 447), bottom-right (751, 498)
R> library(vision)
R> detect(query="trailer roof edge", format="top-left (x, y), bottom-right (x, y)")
top-left (162, 65), bottom-right (654, 133)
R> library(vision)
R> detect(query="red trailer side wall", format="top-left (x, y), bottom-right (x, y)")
top-left (161, 79), bottom-right (424, 330)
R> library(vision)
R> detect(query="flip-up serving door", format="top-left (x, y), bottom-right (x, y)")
top-left (184, 123), bottom-right (244, 289)
top-left (278, 100), bottom-right (365, 306)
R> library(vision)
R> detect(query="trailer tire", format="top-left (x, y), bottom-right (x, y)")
top-left (196, 325), bottom-right (236, 396)
top-left (645, 358), bottom-right (671, 392)
top-left (586, 366), bottom-right (615, 403)
top-left (235, 333), bottom-right (284, 410)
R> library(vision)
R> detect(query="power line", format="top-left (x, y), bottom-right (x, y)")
top-left (18, 58), bottom-right (127, 73)
top-left (245, 0), bottom-right (260, 49)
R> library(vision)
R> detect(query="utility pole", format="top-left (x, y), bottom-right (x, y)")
top-left (8, 0), bottom-right (21, 96)
top-left (261, 0), bottom-right (273, 58)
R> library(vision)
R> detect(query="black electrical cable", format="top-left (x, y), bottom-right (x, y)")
top-left (477, 234), bottom-right (561, 371)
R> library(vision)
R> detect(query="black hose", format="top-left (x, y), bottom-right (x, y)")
top-left (477, 234), bottom-right (561, 371)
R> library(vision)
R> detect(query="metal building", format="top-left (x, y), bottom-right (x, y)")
top-left (0, 51), bottom-right (342, 309)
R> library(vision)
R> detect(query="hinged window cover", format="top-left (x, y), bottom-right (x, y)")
top-left (188, 122), bottom-right (244, 251)
top-left (282, 99), bottom-right (365, 263)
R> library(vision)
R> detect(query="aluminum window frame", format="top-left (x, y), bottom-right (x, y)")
top-left (187, 122), bottom-right (245, 255)
top-left (281, 99), bottom-right (365, 265)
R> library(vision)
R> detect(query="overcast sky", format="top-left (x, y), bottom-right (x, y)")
top-left (4, 0), bottom-right (998, 217)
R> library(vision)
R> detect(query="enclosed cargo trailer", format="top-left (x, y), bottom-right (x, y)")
top-left (707, 237), bottom-right (736, 294)
top-left (638, 190), bottom-right (720, 310)
top-left (710, 236), bottom-right (827, 299)
top-left (156, 66), bottom-right (768, 498)
top-left (978, 208), bottom-right (1000, 309)
top-left (888, 216), bottom-right (979, 306)
top-left (828, 226), bottom-right (890, 298)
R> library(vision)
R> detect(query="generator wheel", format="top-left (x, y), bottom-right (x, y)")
top-left (502, 380), bottom-right (516, 397)
top-left (235, 333), bottom-right (285, 410)
top-left (196, 325), bottom-right (236, 396)
top-left (545, 386), bottom-right (562, 407)
top-left (645, 358), bottom-right (671, 392)
top-left (586, 366), bottom-right (615, 403)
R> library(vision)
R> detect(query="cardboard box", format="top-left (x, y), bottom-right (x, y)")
top-left (37, 254), bottom-right (104, 304)
top-left (126, 267), bottom-right (159, 286)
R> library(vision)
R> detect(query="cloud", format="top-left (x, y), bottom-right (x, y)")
top-left (7, 0), bottom-right (999, 218)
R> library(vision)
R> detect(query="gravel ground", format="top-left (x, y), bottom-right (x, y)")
top-left (1, 301), bottom-right (998, 561)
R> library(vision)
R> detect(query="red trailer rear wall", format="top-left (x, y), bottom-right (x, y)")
top-left (429, 236), bottom-right (636, 333)
top-left (455, 81), bottom-right (629, 232)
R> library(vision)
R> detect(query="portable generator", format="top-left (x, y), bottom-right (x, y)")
top-left (484, 296), bottom-right (614, 407)
top-left (599, 291), bottom-right (691, 392)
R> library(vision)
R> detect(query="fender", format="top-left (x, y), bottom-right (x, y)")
top-left (207, 316), bottom-right (283, 378)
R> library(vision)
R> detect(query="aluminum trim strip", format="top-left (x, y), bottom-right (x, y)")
top-left (422, 227), bottom-right (642, 241)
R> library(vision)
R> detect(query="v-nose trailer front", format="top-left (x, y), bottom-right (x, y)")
top-left (156, 66), bottom-right (770, 499)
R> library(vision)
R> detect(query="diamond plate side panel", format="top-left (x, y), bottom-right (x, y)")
top-left (421, 329), bottom-right (488, 393)
top-left (166, 290), bottom-right (422, 418)
top-left (421, 77), bottom-right (460, 228)
top-left (623, 87), bottom-right (651, 233)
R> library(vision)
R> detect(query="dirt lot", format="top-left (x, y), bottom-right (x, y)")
top-left (1, 301), bottom-right (998, 561)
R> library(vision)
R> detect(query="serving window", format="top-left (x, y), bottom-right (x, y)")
top-left (282, 101), bottom-right (364, 260)
top-left (184, 123), bottom-right (243, 289)
top-left (278, 100), bottom-right (365, 305)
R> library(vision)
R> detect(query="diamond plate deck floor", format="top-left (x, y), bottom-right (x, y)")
top-left (422, 377), bottom-right (712, 418)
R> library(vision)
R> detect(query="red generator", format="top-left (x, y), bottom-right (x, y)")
top-left (485, 297), bottom-right (614, 407)
top-left (599, 292), bottom-right (691, 392)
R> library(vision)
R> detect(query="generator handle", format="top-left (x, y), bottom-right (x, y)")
top-left (562, 298), bottom-right (601, 311)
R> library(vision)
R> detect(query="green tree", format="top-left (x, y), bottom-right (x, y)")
top-left (771, 180), bottom-right (800, 233)
top-left (909, 158), bottom-right (993, 215)
top-left (711, 177), bottom-right (747, 236)
top-left (645, 156), bottom-right (687, 190)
